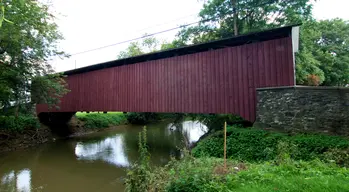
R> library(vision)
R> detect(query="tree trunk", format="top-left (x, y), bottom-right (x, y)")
top-left (231, 0), bottom-right (238, 36)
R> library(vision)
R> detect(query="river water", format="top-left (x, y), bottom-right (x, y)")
top-left (0, 121), bottom-right (207, 192)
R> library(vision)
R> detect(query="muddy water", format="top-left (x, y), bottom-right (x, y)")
top-left (0, 121), bottom-right (207, 192)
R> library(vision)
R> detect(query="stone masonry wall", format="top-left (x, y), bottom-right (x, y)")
top-left (255, 86), bottom-right (349, 135)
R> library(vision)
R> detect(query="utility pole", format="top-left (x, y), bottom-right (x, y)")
top-left (231, 0), bottom-right (238, 36)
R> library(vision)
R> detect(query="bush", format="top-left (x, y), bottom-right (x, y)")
top-left (125, 112), bottom-right (160, 124)
top-left (192, 127), bottom-right (349, 162)
top-left (323, 148), bottom-right (349, 167)
top-left (125, 127), bottom-right (151, 192)
top-left (0, 115), bottom-right (40, 132)
top-left (76, 113), bottom-right (126, 129)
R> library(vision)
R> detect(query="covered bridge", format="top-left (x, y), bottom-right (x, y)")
top-left (37, 25), bottom-right (300, 122)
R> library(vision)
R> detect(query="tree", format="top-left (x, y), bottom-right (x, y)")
top-left (117, 36), bottom-right (180, 59)
top-left (296, 19), bottom-right (349, 86)
top-left (0, 0), bottom-right (16, 28)
top-left (0, 0), bottom-right (68, 115)
top-left (117, 36), bottom-right (160, 59)
top-left (176, 0), bottom-right (314, 44)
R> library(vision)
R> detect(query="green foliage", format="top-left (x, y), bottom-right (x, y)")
top-left (117, 35), bottom-right (182, 59)
top-left (0, 115), bottom-right (40, 132)
top-left (296, 19), bottom-right (349, 86)
top-left (227, 160), bottom-right (349, 192)
top-left (192, 127), bottom-right (349, 162)
top-left (0, 0), bottom-right (17, 27)
top-left (0, 0), bottom-right (67, 114)
top-left (125, 127), bottom-right (151, 192)
top-left (149, 156), bottom-right (349, 192)
top-left (125, 112), bottom-right (161, 125)
top-left (165, 158), bottom-right (225, 192)
top-left (76, 113), bottom-right (126, 129)
top-left (31, 73), bottom-right (70, 109)
top-left (323, 148), bottom-right (349, 167)
top-left (176, 0), bottom-right (313, 44)
top-left (117, 35), bottom-right (160, 59)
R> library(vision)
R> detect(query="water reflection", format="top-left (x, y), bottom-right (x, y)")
top-left (75, 135), bottom-right (129, 167)
top-left (1, 169), bottom-right (31, 192)
top-left (167, 121), bottom-right (208, 144)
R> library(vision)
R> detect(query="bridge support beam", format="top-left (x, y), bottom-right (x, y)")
top-left (38, 112), bottom-right (76, 136)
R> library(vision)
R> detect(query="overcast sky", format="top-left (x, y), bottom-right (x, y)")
top-left (50, 0), bottom-right (349, 72)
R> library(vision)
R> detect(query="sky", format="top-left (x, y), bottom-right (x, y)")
top-left (50, 0), bottom-right (349, 72)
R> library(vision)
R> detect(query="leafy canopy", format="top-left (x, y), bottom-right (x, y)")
top-left (0, 0), bottom-right (68, 114)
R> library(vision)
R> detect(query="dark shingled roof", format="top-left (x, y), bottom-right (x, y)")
top-left (64, 24), bottom-right (300, 76)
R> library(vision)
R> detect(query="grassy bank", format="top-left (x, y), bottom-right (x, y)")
top-left (0, 115), bottom-right (52, 153)
top-left (148, 157), bottom-right (349, 192)
top-left (192, 126), bottom-right (349, 165)
top-left (75, 112), bottom-right (127, 129)
top-left (125, 127), bottom-right (349, 192)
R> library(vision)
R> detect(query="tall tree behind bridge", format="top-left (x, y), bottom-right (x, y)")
top-left (296, 19), bottom-right (349, 86)
top-left (176, 0), bottom-right (313, 44)
top-left (117, 35), bottom-right (179, 59)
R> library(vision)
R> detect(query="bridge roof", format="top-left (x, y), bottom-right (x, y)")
top-left (64, 24), bottom-right (300, 76)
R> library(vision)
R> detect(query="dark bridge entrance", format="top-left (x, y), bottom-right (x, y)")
top-left (37, 25), bottom-right (299, 122)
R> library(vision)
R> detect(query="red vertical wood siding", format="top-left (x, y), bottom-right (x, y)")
top-left (37, 37), bottom-right (295, 122)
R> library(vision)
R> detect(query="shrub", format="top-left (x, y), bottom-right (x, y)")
top-left (323, 148), bottom-right (349, 167)
top-left (125, 127), bottom-right (151, 192)
top-left (192, 127), bottom-right (349, 162)
top-left (125, 112), bottom-right (160, 124)
top-left (76, 113), bottom-right (126, 129)
top-left (0, 115), bottom-right (40, 132)
top-left (150, 157), bottom-right (230, 192)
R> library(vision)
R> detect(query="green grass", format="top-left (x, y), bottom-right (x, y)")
top-left (149, 157), bottom-right (349, 192)
top-left (76, 112), bottom-right (126, 129)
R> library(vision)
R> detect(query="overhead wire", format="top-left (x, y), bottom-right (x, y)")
top-left (69, 0), bottom-right (285, 56)
top-left (70, 18), bottom-right (206, 56)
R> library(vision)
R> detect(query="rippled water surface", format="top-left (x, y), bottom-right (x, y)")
top-left (0, 121), bottom-right (207, 192)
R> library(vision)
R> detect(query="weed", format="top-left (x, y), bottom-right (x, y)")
top-left (125, 127), bottom-right (152, 192)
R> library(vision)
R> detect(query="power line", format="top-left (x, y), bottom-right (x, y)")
top-left (133, 13), bottom-right (198, 33)
top-left (70, 19), bottom-right (204, 56)
top-left (70, 0), bottom-right (286, 56)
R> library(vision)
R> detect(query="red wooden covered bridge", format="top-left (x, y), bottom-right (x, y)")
top-left (37, 25), bottom-right (300, 122)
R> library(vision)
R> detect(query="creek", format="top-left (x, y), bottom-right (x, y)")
top-left (0, 120), bottom-right (207, 192)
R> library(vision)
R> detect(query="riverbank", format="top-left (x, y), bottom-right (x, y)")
top-left (125, 126), bottom-right (349, 192)
top-left (0, 112), bottom-right (128, 153)
top-left (0, 115), bottom-right (53, 153)
top-left (147, 157), bottom-right (349, 192)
